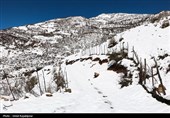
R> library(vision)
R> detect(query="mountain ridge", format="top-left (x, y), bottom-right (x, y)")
top-left (1, 11), bottom-right (170, 70)
top-left (1, 11), bottom-right (170, 72)
top-left (0, 12), bottom-right (150, 56)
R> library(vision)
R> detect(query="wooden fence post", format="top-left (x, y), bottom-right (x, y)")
top-left (144, 59), bottom-right (147, 85)
top-left (3, 71), bottom-right (15, 100)
top-left (154, 57), bottom-right (166, 95)
top-left (132, 46), bottom-right (134, 60)
top-left (127, 42), bottom-right (129, 53)
top-left (36, 70), bottom-right (42, 95)
top-left (151, 67), bottom-right (154, 87)
top-left (42, 70), bottom-right (46, 92)
top-left (65, 67), bottom-right (69, 88)
top-left (133, 49), bottom-right (139, 65)
top-left (6, 77), bottom-right (15, 100)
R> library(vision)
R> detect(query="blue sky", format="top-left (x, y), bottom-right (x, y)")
top-left (0, 0), bottom-right (170, 29)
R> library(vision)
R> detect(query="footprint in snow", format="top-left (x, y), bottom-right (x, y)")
top-left (93, 86), bottom-right (114, 110)
top-left (104, 100), bottom-right (114, 110)
top-left (94, 87), bottom-right (99, 90)
top-left (104, 100), bottom-right (112, 105)
top-left (97, 91), bottom-right (103, 94)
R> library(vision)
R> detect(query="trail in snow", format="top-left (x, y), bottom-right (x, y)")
top-left (1, 60), bottom-right (115, 113)
top-left (65, 59), bottom-right (170, 113)
top-left (1, 59), bottom-right (170, 113)
top-left (1, 15), bottom-right (170, 113)
top-left (65, 60), bottom-right (115, 112)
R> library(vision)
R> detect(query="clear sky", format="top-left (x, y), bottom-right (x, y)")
top-left (0, 0), bottom-right (170, 29)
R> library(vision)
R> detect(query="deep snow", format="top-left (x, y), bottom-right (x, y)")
top-left (1, 14), bottom-right (170, 113)
top-left (1, 59), bottom-right (170, 113)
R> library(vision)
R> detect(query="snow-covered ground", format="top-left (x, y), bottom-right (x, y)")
top-left (1, 13), bottom-right (170, 113)
top-left (1, 58), bottom-right (170, 113)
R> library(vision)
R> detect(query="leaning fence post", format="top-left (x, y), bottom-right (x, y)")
top-left (127, 42), bottom-right (129, 53)
top-left (132, 46), bottom-right (134, 60)
top-left (133, 49), bottom-right (139, 65)
top-left (36, 68), bottom-right (42, 95)
top-left (3, 71), bottom-right (15, 100)
top-left (154, 57), bottom-right (166, 95)
top-left (42, 70), bottom-right (47, 92)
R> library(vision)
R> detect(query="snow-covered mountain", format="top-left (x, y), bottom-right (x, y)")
top-left (0, 13), bottom-right (150, 68)
top-left (0, 11), bottom-right (170, 113)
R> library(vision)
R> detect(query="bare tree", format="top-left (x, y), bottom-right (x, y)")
top-left (3, 70), bottom-right (15, 100)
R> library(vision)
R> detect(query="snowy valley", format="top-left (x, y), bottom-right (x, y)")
top-left (0, 11), bottom-right (170, 113)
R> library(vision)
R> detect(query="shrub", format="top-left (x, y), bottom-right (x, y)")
top-left (161, 20), bottom-right (169, 28)
top-left (166, 64), bottom-right (170, 74)
top-left (107, 61), bottom-right (128, 74)
top-left (119, 78), bottom-right (132, 88)
top-left (46, 87), bottom-right (52, 93)
top-left (99, 59), bottom-right (108, 65)
top-left (39, 32), bottom-right (54, 37)
top-left (94, 72), bottom-right (99, 78)
top-left (54, 72), bottom-right (65, 91)
top-left (150, 16), bottom-right (159, 23)
top-left (119, 37), bottom-right (124, 42)
top-left (158, 53), bottom-right (169, 60)
top-left (25, 76), bottom-right (38, 92)
top-left (24, 69), bottom-right (35, 76)
top-left (65, 88), bottom-right (72, 93)
top-left (108, 51), bottom-right (128, 62)
top-left (108, 38), bottom-right (117, 48)
top-left (108, 51), bottom-right (128, 74)
top-left (92, 57), bottom-right (100, 61)
top-left (14, 66), bottom-right (22, 70)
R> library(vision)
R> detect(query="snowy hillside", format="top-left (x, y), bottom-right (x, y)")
top-left (0, 13), bottom-right (150, 70)
top-left (1, 11), bottom-right (170, 113)
top-left (1, 58), bottom-right (170, 113)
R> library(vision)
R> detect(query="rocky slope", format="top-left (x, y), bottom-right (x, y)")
top-left (0, 13), bottom-right (150, 68)
top-left (0, 11), bottom-right (170, 100)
